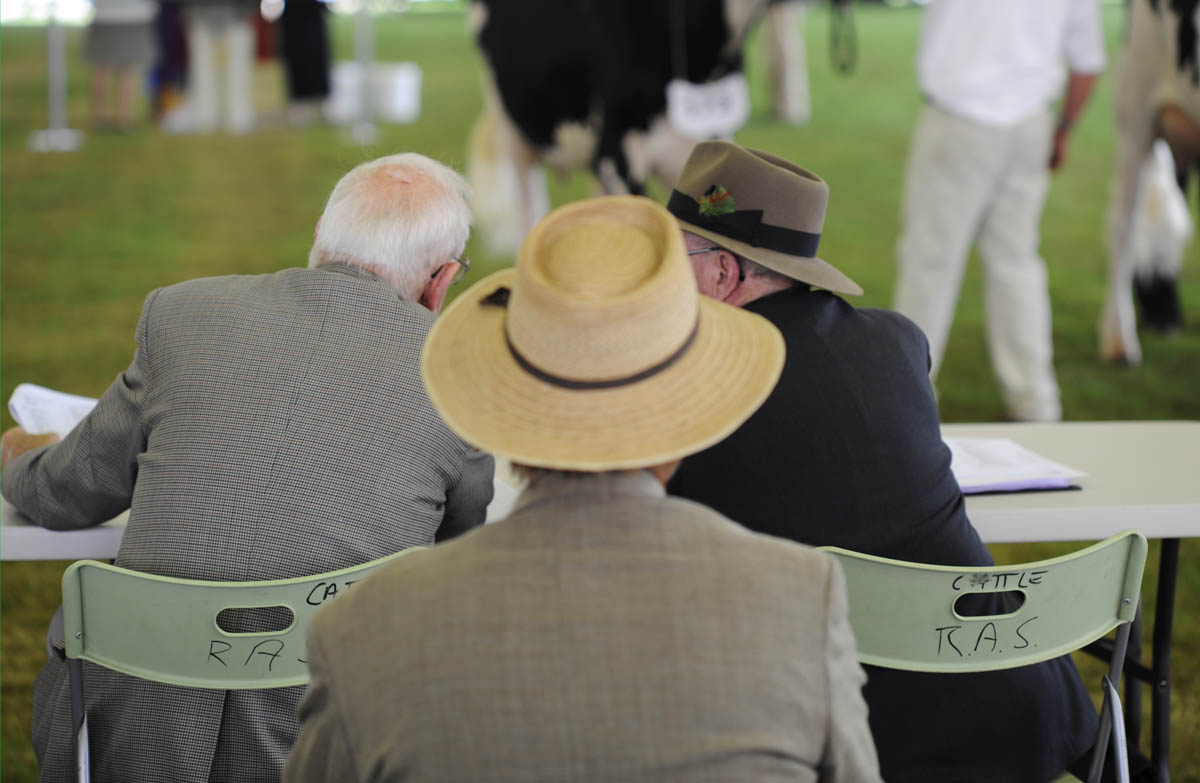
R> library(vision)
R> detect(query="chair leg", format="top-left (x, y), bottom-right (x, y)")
top-left (1089, 686), bottom-right (1113, 783)
top-left (1104, 676), bottom-right (1130, 783)
top-left (1125, 599), bottom-right (1143, 752)
top-left (68, 657), bottom-right (89, 783)
top-left (1090, 622), bottom-right (1134, 783)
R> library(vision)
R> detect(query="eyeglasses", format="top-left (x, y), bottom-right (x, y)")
top-left (686, 246), bottom-right (722, 256)
top-left (452, 256), bottom-right (470, 284)
top-left (434, 256), bottom-right (471, 285)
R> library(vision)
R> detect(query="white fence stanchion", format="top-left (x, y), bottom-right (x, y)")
top-left (350, 0), bottom-right (378, 145)
top-left (29, 0), bottom-right (85, 152)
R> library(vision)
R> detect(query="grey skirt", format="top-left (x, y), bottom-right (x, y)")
top-left (84, 21), bottom-right (158, 68)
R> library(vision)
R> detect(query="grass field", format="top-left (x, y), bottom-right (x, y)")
top-left (2, 5), bottom-right (1199, 781)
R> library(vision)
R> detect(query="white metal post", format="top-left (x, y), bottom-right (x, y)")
top-left (30, 0), bottom-right (84, 151)
top-left (351, 0), bottom-right (378, 144)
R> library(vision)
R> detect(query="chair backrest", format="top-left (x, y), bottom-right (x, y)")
top-left (61, 549), bottom-right (417, 690)
top-left (820, 530), bottom-right (1147, 673)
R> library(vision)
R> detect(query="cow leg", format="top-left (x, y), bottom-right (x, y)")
top-left (593, 105), bottom-right (642, 195)
top-left (594, 154), bottom-right (635, 196)
top-left (622, 116), bottom-right (698, 196)
top-left (467, 85), bottom-right (550, 255)
top-left (1103, 118), bottom-right (1154, 364)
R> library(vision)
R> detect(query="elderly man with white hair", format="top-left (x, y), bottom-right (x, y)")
top-left (0, 152), bottom-right (494, 783)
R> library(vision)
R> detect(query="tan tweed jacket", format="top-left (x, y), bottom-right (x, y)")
top-left (286, 471), bottom-right (881, 783)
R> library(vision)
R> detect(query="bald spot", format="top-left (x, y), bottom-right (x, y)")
top-left (358, 165), bottom-right (447, 217)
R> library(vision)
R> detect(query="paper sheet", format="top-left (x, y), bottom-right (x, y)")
top-left (945, 437), bottom-right (1087, 494)
top-left (7, 383), bottom-right (98, 438)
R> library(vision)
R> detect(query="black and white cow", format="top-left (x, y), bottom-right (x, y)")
top-left (1104, 0), bottom-right (1198, 363)
top-left (468, 0), bottom-right (769, 252)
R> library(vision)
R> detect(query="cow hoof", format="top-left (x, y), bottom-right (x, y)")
top-left (1102, 350), bottom-right (1141, 367)
top-left (1099, 342), bottom-right (1143, 366)
top-left (1099, 333), bottom-right (1143, 366)
top-left (1134, 273), bottom-right (1184, 334)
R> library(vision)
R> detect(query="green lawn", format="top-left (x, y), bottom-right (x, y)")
top-left (3, 5), bottom-right (1199, 781)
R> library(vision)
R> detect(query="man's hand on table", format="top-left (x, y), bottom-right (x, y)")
top-left (1, 426), bottom-right (60, 470)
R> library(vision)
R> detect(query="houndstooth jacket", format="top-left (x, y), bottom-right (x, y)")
top-left (2, 264), bottom-right (494, 783)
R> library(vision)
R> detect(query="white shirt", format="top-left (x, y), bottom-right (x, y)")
top-left (917, 0), bottom-right (1107, 127)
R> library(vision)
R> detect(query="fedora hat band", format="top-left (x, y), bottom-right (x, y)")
top-left (667, 190), bottom-right (821, 258)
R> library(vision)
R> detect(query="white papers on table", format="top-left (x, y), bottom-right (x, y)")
top-left (7, 383), bottom-right (98, 438)
top-left (945, 437), bottom-right (1087, 494)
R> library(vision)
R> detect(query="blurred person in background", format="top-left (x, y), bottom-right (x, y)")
top-left (85, 0), bottom-right (160, 129)
top-left (279, 0), bottom-right (331, 127)
top-left (149, 0), bottom-right (189, 122)
top-left (184, 0), bottom-right (257, 133)
top-left (892, 0), bottom-right (1106, 422)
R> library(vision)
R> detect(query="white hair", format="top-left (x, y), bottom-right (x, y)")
top-left (309, 153), bottom-right (474, 299)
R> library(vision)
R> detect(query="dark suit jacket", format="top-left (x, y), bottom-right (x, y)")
top-left (3, 264), bottom-right (494, 783)
top-left (286, 471), bottom-right (883, 783)
top-left (669, 287), bottom-right (1098, 783)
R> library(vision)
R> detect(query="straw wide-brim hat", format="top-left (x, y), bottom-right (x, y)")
top-left (668, 140), bottom-right (863, 296)
top-left (422, 196), bottom-right (785, 471)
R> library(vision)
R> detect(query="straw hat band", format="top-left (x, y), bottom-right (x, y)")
top-left (505, 318), bottom-right (700, 390)
top-left (667, 190), bottom-right (821, 257)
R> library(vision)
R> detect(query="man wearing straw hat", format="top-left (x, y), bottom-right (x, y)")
top-left (284, 196), bottom-right (882, 783)
top-left (665, 140), bottom-right (1102, 783)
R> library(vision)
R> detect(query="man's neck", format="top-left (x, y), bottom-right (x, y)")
top-left (728, 277), bottom-right (797, 308)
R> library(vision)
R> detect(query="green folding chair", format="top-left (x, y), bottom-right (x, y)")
top-left (60, 548), bottom-right (418, 783)
top-left (820, 530), bottom-right (1147, 783)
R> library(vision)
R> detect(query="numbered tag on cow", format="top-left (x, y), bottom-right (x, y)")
top-left (666, 73), bottom-right (750, 139)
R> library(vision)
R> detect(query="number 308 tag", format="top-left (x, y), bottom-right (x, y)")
top-left (666, 72), bottom-right (751, 140)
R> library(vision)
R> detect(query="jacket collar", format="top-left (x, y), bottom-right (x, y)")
top-left (316, 261), bottom-right (390, 284)
top-left (510, 470), bottom-right (665, 516)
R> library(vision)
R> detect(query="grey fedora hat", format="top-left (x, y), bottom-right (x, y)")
top-left (667, 141), bottom-right (863, 296)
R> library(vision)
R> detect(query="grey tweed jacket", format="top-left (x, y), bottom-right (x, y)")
top-left (2, 264), bottom-right (495, 783)
top-left (285, 471), bottom-right (882, 783)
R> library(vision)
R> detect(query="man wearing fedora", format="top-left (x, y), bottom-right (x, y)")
top-left (665, 141), bottom-right (1102, 783)
top-left (284, 196), bottom-right (882, 783)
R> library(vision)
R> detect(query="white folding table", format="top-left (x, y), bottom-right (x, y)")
top-left (945, 420), bottom-right (1200, 783)
top-left (4, 421), bottom-right (1196, 781)
top-left (2, 476), bottom-right (520, 561)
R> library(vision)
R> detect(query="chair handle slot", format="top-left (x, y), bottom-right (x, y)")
top-left (952, 589), bottom-right (1026, 620)
top-left (215, 605), bottom-right (297, 636)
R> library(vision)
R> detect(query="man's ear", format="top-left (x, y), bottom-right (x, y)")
top-left (418, 261), bottom-right (460, 314)
top-left (711, 250), bottom-right (743, 303)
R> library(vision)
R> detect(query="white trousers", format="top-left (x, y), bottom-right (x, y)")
top-left (894, 104), bottom-right (1061, 421)
top-left (186, 9), bottom-right (255, 134)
